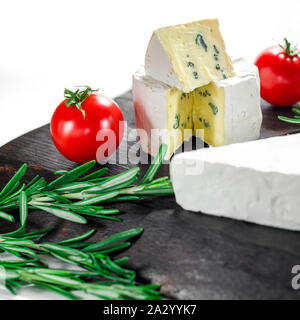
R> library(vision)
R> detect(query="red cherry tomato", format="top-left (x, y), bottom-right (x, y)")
top-left (255, 39), bottom-right (300, 107)
top-left (51, 91), bottom-right (124, 164)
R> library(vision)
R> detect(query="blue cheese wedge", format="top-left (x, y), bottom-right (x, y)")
top-left (170, 133), bottom-right (300, 231)
top-left (133, 59), bottom-right (262, 159)
top-left (133, 67), bottom-right (193, 159)
top-left (192, 59), bottom-right (261, 146)
top-left (145, 19), bottom-right (235, 92)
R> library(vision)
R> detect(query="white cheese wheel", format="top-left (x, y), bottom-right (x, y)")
top-left (170, 133), bottom-right (300, 231)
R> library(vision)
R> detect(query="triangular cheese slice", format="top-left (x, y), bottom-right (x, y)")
top-left (145, 19), bottom-right (235, 93)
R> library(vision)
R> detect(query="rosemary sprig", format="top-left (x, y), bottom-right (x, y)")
top-left (0, 144), bottom-right (172, 225)
top-left (278, 103), bottom-right (300, 124)
top-left (0, 202), bottom-right (161, 300)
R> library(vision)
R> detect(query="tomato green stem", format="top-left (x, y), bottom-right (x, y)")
top-left (281, 38), bottom-right (299, 57)
top-left (64, 86), bottom-right (99, 119)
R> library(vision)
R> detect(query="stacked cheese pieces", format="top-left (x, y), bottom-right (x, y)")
top-left (133, 19), bottom-right (262, 159)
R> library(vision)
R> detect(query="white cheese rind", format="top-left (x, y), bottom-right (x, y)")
top-left (132, 68), bottom-right (169, 157)
top-left (222, 70), bottom-right (262, 144)
top-left (145, 34), bottom-right (183, 90)
top-left (170, 134), bottom-right (300, 231)
top-left (133, 59), bottom-right (262, 158)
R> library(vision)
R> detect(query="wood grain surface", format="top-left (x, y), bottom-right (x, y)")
top-left (1, 91), bottom-right (300, 299)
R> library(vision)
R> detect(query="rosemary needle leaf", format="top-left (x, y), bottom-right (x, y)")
top-left (42, 161), bottom-right (96, 191)
top-left (100, 256), bottom-right (135, 280)
top-left (107, 196), bottom-right (141, 203)
top-left (24, 175), bottom-right (40, 190)
top-left (0, 224), bottom-right (26, 238)
top-left (81, 214), bottom-right (121, 222)
top-left (278, 115), bottom-right (300, 124)
top-left (0, 164), bottom-right (27, 199)
top-left (114, 257), bottom-right (129, 266)
top-left (63, 242), bottom-right (94, 248)
top-left (54, 182), bottom-right (93, 193)
top-left (149, 176), bottom-right (169, 185)
top-left (0, 260), bottom-right (37, 267)
top-left (0, 202), bottom-right (18, 213)
top-left (97, 242), bottom-right (131, 254)
top-left (0, 239), bottom-right (34, 246)
top-left (54, 170), bottom-right (69, 175)
top-left (88, 177), bottom-right (112, 183)
top-left (19, 191), bottom-right (28, 227)
top-left (36, 273), bottom-right (84, 287)
top-left (74, 191), bottom-right (119, 206)
top-left (50, 203), bottom-right (99, 214)
top-left (0, 211), bottom-right (15, 222)
top-left (84, 167), bottom-right (140, 194)
top-left (5, 282), bottom-right (17, 295)
top-left (131, 188), bottom-right (174, 197)
top-left (0, 181), bottom-right (20, 204)
top-left (66, 207), bottom-right (119, 216)
top-left (48, 251), bottom-right (83, 266)
top-left (57, 229), bottom-right (96, 244)
top-left (1, 191), bottom-right (28, 235)
top-left (34, 282), bottom-right (79, 300)
top-left (94, 209), bottom-right (120, 215)
top-left (293, 107), bottom-right (300, 116)
top-left (139, 144), bottom-right (168, 185)
top-left (31, 268), bottom-right (97, 277)
top-left (23, 228), bottom-right (53, 239)
top-left (147, 181), bottom-right (172, 190)
top-left (85, 287), bottom-right (119, 300)
top-left (78, 167), bottom-right (108, 182)
top-left (7, 279), bottom-right (22, 289)
top-left (41, 192), bottom-right (72, 204)
top-left (32, 204), bottom-right (87, 224)
top-left (2, 245), bottom-right (38, 259)
top-left (40, 243), bottom-right (90, 261)
top-left (1, 184), bottom-right (25, 205)
top-left (83, 228), bottom-right (143, 252)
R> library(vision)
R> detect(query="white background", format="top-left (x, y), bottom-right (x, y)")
top-left (0, 0), bottom-right (299, 147)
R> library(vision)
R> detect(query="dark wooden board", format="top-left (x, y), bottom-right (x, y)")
top-left (1, 91), bottom-right (300, 300)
